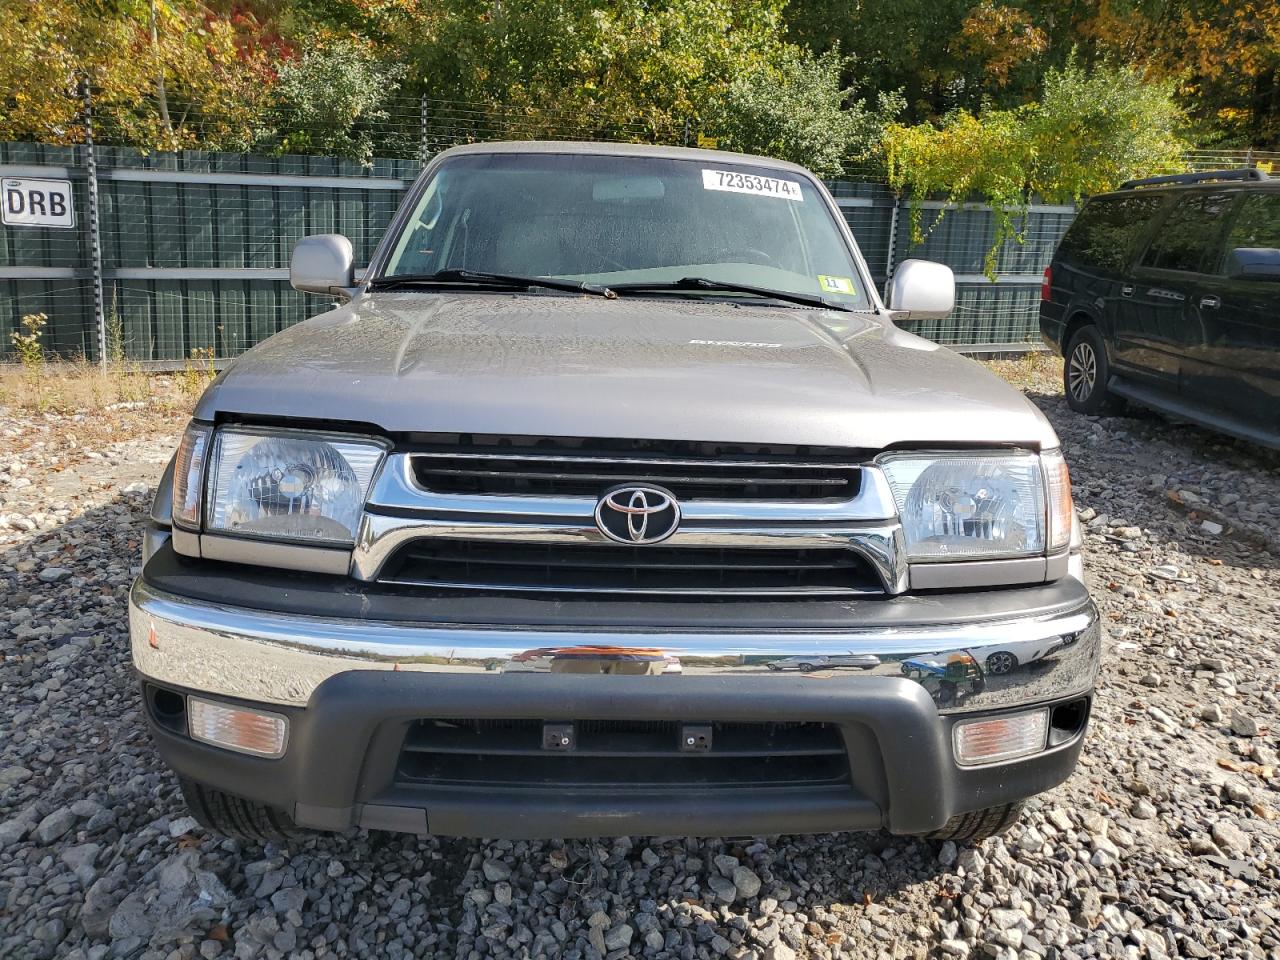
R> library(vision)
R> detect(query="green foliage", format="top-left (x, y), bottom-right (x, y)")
top-left (10, 313), bottom-right (47, 370)
top-left (1028, 60), bottom-right (1187, 197)
top-left (884, 59), bottom-right (1188, 277)
top-left (411, 0), bottom-right (792, 142)
top-left (707, 48), bottom-right (904, 177)
top-left (264, 39), bottom-right (408, 164)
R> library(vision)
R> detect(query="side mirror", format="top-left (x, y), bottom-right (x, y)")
top-left (290, 234), bottom-right (355, 296)
top-left (1226, 247), bottom-right (1280, 281)
top-left (887, 259), bottom-right (955, 321)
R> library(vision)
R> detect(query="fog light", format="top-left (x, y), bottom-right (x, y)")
top-left (187, 697), bottom-right (288, 758)
top-left (953, 709), bottom-right (1048, 766)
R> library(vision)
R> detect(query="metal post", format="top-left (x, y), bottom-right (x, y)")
top-left (420, 94), bottom-right (429, 165)
top-left (82, 80), bottom-right (107, 371)
top-left (883, 196), bottom-right (900, 300)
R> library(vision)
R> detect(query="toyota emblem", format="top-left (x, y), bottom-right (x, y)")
top-left (594, 484), bottom-right (681, 545)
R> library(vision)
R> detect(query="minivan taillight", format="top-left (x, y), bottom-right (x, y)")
top-left (1040, 266), bottom-right (1052, 301)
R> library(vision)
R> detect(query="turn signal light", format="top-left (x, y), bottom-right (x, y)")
top-left (953, 709), bottom-right (1048, 766)
top-left (187, 697), bottom-right (288, 758)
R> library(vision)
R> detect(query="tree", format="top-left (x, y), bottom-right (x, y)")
top-left (0, 0), bottom-right (275, 150)
top-left (401, 0), bottom-right (796, 142)
top-left (708, 47), bottom-right (903, 176)
top-left (262, 38), bottom-right (409, 163)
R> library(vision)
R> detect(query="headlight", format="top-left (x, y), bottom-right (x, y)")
top-left (205, 428), bottom-right (387, 546)
top-left (879, 451), bottom-right (1070, 561)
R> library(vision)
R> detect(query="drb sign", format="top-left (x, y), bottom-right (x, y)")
top-left (3, 177), bottom-right (75, 228)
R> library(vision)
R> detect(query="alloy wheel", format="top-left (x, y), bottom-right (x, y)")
top-left (1068, 341), bottom-right (1097, 402)
top-left (987, 652), bottom-right (1017, 675)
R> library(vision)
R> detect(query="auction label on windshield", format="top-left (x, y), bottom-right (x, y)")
top-left (701, 169), bottom-right (804, 201)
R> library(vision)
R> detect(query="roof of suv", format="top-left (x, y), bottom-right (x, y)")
top-left (432, 140), bottom-right (814, 176)
top-left (1092, 167), bottom-right (1276, 202)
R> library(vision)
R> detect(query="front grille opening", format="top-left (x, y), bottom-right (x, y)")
top-left (378, 540), bottom-right (884, 596)
top-left (396, 719), bottom-right (850, 790)
top-left (407, 437), bottom-right (862, 502)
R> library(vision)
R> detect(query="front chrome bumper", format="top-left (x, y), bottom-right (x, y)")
top-left (130, 579), bottom-right (1100, 715)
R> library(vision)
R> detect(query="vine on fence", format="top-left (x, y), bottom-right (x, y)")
top-left (882, 59), bottom-right (1188, 278)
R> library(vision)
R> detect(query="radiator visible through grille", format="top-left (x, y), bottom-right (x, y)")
top-left (396, 719), bottom-right (851, 790)
top-left (378, 540), bottom-right (884, 595)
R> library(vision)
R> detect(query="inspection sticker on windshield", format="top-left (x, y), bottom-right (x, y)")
top-left (817, 275), bottom-right (856, 295)
top-left (701, 169), bottom-right (804, 201)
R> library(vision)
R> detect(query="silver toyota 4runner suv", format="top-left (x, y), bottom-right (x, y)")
top-left (131, 142), bottom-right (1098, 844)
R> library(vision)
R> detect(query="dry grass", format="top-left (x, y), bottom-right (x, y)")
top-left (0, 354), bottom-right (215, 416)
top-left (982, 350), bottom-right (1063, 395)
top-left (0, 357), bottom-right (214, 458)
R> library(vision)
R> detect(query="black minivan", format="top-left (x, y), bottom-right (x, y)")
top-left (1040, 169), bottom-right (1279, 449)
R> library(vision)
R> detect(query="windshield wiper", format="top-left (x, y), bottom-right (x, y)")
top-left (368, 269), bottom-right (616, 299)
top-left (608, 277), bottom-right (855, 312)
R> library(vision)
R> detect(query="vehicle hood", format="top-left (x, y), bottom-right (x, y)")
top-left (196, 292), bottom-right (1059, 450)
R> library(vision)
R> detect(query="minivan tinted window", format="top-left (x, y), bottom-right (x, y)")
top-left (1141, 191), bottom-right (1236, 273)
top-left (1057, 195), bottom-right (1162, 272)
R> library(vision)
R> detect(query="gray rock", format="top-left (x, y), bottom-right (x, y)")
top-left (481, 859), bottom-right (512, 882)
top-left (708, 873), bottom-right (738, 904)
top-left (1211, 820), bottom-right (1250, 853)
top-left (0, 765), bottom-right (33, 787)
top-left (1229, 710), bottom-right (1260, 737)
top-left (732, 865), bottom-right (762, 899)
top-left (0, 818), bottom-right (30, 847)
top-left (167, 816), bottom-right (200, 838)
top-left (988, 908), bottom-right (1024, 931)
top-left (81, 877), bottom-right (123, 938)
top-left (604, 924), bottom-right (634, 951)
top-left (937, 840), bottom-right (958, 867)
top-left (1131, 798), bottom-right (1157, 820)
top-left (37, 565), bottom-right (71, 583)
top-left (36, 807), bottom-right (77, 844)
top-left (713, 853), bottom-right (740, 877)
top-left (108, 850), bottom-right (232, 945)
top-left (61, 843), bottom-right (102, 885)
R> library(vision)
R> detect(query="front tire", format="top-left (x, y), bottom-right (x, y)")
top-left (178, 777), bottom-right (306, 844)
top-left (1063, 325), bottom-right (1118, 415)
top-left (927, 801), bottom-right (1026, 843)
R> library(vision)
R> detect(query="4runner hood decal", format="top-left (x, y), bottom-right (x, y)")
top-left (196, 293), bottom-right (1058, 450)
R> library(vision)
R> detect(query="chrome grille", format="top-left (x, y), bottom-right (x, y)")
top-left (355, 439), bottom-right (908, 597)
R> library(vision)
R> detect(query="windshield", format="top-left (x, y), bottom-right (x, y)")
top-left (380, 152), bottom-right (870, 306)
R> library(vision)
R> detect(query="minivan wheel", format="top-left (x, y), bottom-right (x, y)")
top-left (1064, 326), bottom-right (1117, 415)
top-left (178, 776), bottom-right (306, 844)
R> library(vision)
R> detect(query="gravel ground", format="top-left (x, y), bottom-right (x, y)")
top-left (1, 371), bottom-right (1278, 960)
